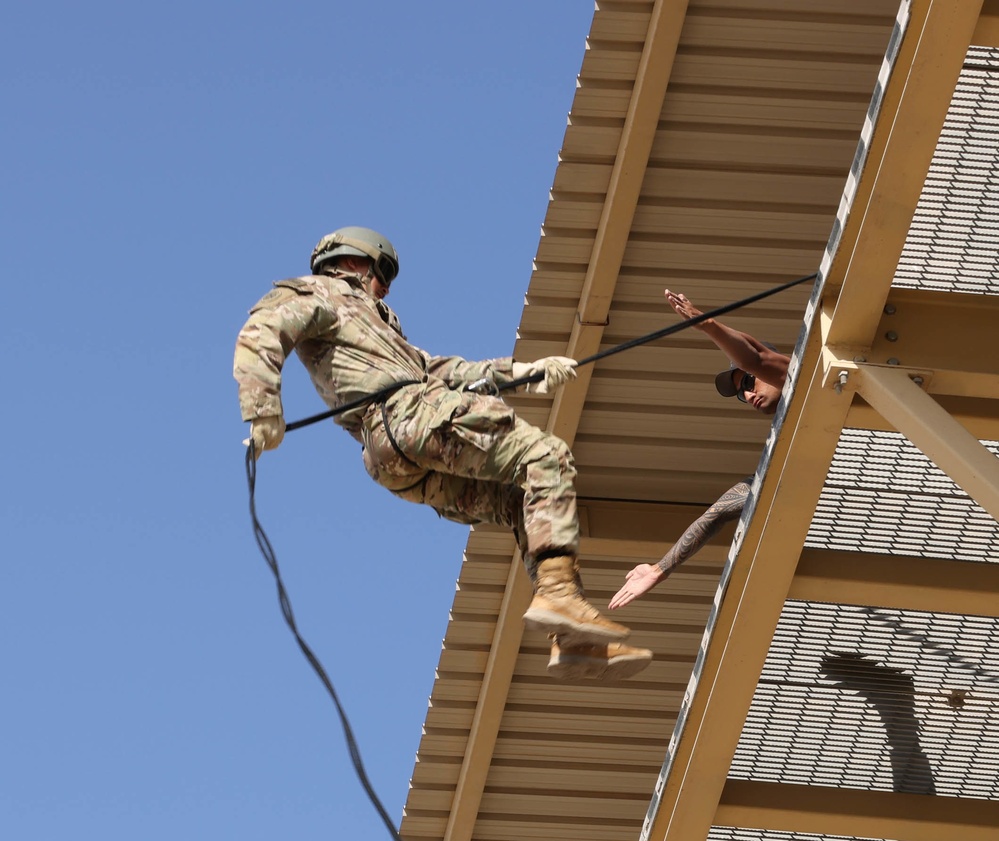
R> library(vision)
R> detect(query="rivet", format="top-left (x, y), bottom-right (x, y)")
top-left (885, 331), bottom-right (898, 342)
top-left (884, 304), bottom-right (896, 315)
top-left (887, 358), bottom-right (900, 365)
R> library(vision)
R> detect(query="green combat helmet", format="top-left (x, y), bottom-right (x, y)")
top-left (310, 226), bottom-right (400, 286)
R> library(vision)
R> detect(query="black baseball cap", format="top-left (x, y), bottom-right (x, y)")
top-left (714, 342), bottom-right (778, 398)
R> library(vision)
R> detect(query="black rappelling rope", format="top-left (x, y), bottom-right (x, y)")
top-left (565, 271), bottom-right (817, 379)
top-left (286, 270), bottom-right (818, 431)
top-left (243, 270), bottom-right (818, 840)
top-left (246, 443), bottom-right (405, 841)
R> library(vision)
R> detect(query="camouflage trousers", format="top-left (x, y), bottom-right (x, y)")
top-left (360, 381), bottom-right (578, 574)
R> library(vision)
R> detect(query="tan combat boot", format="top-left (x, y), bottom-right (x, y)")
top-left (547, 634), bottom-right (653, 681)
top-left (522, 556), bottom-right (631, 643)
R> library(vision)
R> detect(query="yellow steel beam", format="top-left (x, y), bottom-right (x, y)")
top-left (856, 363), bottom-right (999, 521)
top-left (822, 0), bottom-right (984, 350)
top-left (579, 498), bottom-right (742, 548)
top-left (792, 548), bottom-right (999, 617)
top-left (443, 3), bottom-right (688, 839)
top-left (868, 288), bottom-right (999, 398)
top-left (833, 285), bottom-right (999, 436)
top-left (549, 0), bottom-right (689, 448)
top-left (717, 780), bottom-right (999, 841)
top-left (440, 552), bottom-right (531, 841)
top-left (846, 395), bottom-right (999, 441)
top-left (649, 331), bottom-right (854, 841)
top-left (648, 3), bottom-right (984, 838)
top-left (974, 0), bottom-right (999, 45)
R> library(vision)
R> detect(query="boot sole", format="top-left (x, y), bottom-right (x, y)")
top-left (522, 608), bottom-right (630, 643)
top-left (548, 652), bottom-right (652, 681)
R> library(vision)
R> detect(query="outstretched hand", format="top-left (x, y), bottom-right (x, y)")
top-left (608, 563), bottom-right (664, 610)
top-left (664, 289), bottom-right (705, 325)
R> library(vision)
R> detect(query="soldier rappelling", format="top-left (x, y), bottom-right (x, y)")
top-left (234, 226), bottom-right (654, 680)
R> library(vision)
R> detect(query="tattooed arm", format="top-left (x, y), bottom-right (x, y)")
top-left (656, 480), bottom-right (749, 576)
top-left (608, 480), bottom-right (750, 610)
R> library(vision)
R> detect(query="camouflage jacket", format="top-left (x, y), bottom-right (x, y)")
top-left (233, 270), bottom-right (517, 436)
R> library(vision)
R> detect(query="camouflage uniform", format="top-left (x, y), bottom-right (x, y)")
top-left (234, 269), bottom-right (579, 570)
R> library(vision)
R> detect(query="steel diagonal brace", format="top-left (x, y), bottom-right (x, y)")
top-left (822, 348), bottom-right (999, 522)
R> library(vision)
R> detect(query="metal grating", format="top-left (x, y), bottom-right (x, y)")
top-left (709, 829), bottom-right (880, 841)
top-left (895, 46), bottom-right (999, 295)
top-left (731, 601), bottom-right (999, 799)
top-left (807, 429), bottom-right (999, 562)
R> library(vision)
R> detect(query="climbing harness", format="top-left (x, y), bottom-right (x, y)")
top-left (286, 379), bottom-right (420, 432)
top-left (380, 399), bottom-right (422, 471)
top-left (243, 270), bottom-right (818, 841)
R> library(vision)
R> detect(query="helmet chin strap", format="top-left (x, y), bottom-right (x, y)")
top-left (360, 265), bottom-right (378, 295)
top-left (331, 235), bottom-right (388, 283)
top-left (329, 256), bottom-right (377, 292)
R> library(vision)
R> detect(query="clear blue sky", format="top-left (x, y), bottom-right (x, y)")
top-left (2, 3), bottom-right (593, 839)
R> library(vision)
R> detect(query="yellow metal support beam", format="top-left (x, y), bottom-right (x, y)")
top-left (646, 3), bottom-right (986, 838)
top-left (440, 553), bottom-right (532, 841)
top-left (869, 289), bottom-right (999, 398)
top-left (822, 0), bottom-right (984, 349)
top-left (856, 363), bottom-right (999, 522)
top-left (973, 0), bottom-right (999, 45)
top-left (651, 333), bottom-right (855, 841)
top-left (550, 0), bottom-right (690, 448)
top-left (443, 3), bottom-right (688, 839)
top-left (846, 395), bottom-right (999, 441)
top-left (717, 780), bottom-right (999, 841)
top-left (831, 284), bottom-right (999, 436)
top-left (792, 548), bottom-right (999, 617)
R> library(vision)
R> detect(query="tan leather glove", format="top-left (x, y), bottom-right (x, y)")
top-left (242, 415), bottom-right (286, 458)
top-left (512, 356), bottom-right (578, 394)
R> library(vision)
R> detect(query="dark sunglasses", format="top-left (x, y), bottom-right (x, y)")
top-left (735, 372), bottom-right (756, 403)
